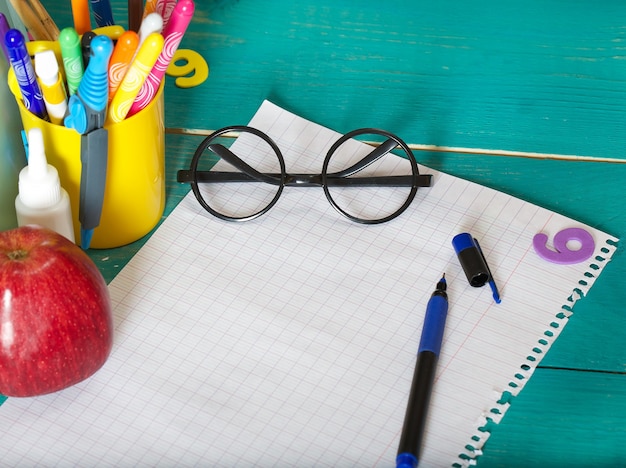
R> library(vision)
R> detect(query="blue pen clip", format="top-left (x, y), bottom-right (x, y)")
top-left (451, 233), bottom-right (502, 304)
top-left (64, 35), bottom-right (113, 249)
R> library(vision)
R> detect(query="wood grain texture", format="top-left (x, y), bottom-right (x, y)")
top-left (44, 0), bottom-right (626, 158)
top-left (35, 1), bottom-right (626, 465)
top-left (476, 368), bottom-right (626, 467)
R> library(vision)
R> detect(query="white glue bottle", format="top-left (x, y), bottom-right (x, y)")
top-left (15, 128), bottom-right (75, 243)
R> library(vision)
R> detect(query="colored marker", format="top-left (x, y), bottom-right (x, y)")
top-left (5, 29), bottom-right (48, 120)
top-left (81, 30), bottom-right (97, 68)
top-left (158, 0), bottom-right (178, 28)
top-left (0, 13), bottom-right (11, 63)
top-left (89, 0), bottom-right (115, 27)
top-left (396, 275), bottom-right (448, 468)
top-left (70, 0), bottom-right (91, 34)
top-left (64, 35), bottom-right (113, 249)
top-left (65, 35), bottom-right (111, 133)
top-left (128, 0), bottom-right (143, 32)
top-left (452, 233), bottom-right (501, 303)
top-left (108, 30), bottom-right (139, 102)
top-left (137, 12), bottom-right (163, 49)
top-left (59, 27), bottom-right (84, 95)
top-left (108, 32), bottom-right (164, 123)
top-left (129, 0), bottom-right (195, 116)
top-left (142, 0), bottom-right (158, 18)
top-left (34, 50), bottom-right (68, 125)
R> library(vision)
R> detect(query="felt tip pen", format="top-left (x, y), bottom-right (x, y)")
top-left (81, 31), bottom-right (97, 68)
top-left (5, 29), bottom-right (48, 120)
top-left (128, 0), bottom-right (143, 32)
top-left (142, 0), bottom-right (158, 19)
top-left (137, 12), bottom-right (163, 48)
top-left (34, 50), bottom-right (68, 125)
top-left (64, 35), bottom-right (113, 250)
top-left (158, 0), bottom-right (178, 28)
top-left (452, 233), bottom-right (501, 304)
top-left (71, 0), bottom-right (91, 34)
top-left (59, 27), bottom-right (84, 95)
top-left (107, 32), bottom-right (164, 124)
top-left (89, 0), bottom-right (115, 27)
top-left (396, 275), bottom-right (448, 468)
top-left (128, 0), bottom-right (195, 116)
top-left (108, 30), bottom-right (139, 103)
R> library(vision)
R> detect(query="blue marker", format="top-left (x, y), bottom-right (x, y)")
top-left (452, 233), bottom-right (501, 303)
top-left (397, 275), bottom-right (448, 468)
top-left (65, 35), bottom-right (113, 249)
top-left (89, 0), bottom-right (115, 27)
top-left (4, 29), bottom-right (48, 120)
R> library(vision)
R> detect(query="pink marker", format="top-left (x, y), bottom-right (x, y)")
top-left (128, 0), bottom-right (195, 116)
top-left (158, 0), bottom-right (178, 29)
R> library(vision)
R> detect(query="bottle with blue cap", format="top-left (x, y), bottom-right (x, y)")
top-left (15, 128), bottom-right (75, 243)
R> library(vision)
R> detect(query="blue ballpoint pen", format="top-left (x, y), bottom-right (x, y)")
top-left (396, 275), bottom-right (449, 468)
top-left (4, 29), bottom-right (48, 120)
top-left (64, 35), bottom-right (113, 249)
top-left (89, 0), bottom-right (115, 27)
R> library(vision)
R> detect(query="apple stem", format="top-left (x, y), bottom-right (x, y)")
top-left (7, 250), bottom-right (28, 261)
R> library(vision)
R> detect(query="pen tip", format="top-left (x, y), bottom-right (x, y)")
top-left (435, 274), bottom-right (447, 292)
top-left (80, 228), bottom-right (94, 250)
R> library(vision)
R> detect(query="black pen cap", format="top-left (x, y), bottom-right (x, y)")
top-left (452, 233), bottom-right (490, 287)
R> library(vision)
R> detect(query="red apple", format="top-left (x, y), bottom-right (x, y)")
top-left (0, 225), bottom-right (113, 397)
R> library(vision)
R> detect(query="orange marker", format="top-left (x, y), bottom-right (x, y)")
top-left (70, 0), bottom-right (91, 34)
top-left (108, 30), bottom-right (139, 103)
top-left (107, 32), bottom-right (164, 123)
top-left (142, 0), bottom-right (158, 18)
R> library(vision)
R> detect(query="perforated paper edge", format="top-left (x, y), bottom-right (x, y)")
top-left (451, 237), bottom-right (619, 467)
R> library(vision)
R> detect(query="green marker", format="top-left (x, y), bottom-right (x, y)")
top-left (59, 27), bottom-right (84, 96)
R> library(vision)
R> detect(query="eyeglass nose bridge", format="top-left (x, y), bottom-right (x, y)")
top-left (284, 174), bottom-right (324, 186)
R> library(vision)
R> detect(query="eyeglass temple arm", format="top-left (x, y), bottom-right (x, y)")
top-left (328, 138), bottom-right (399, 178)
top-left (208, 144), bottom-right (282, 185)
top-left (176, 139), bottom-right (433, 187)
top-left (207, 139), bottom-right (399, 182)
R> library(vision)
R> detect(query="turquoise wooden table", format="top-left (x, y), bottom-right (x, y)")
top-left (36, 1), bottom-right (626, 465)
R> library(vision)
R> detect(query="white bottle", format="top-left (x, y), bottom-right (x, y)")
top-left (15, 128), bottom-right (75, 243)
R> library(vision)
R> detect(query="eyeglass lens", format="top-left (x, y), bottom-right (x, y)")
top-left (179, 126), bottom-right (429, 223)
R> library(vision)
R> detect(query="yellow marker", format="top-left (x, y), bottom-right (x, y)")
top-left (107, 32), bottom-right (164, 124)
top-left (93, 25), bottom-right (126, 41)
top-left (34, 50), bottom-right (67, 125)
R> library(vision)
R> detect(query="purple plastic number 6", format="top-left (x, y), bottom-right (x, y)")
top-left (533, 228), bottom-right (595, 265)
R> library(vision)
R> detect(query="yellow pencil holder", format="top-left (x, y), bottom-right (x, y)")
top-left (13, 84), bottom-right (165, 249)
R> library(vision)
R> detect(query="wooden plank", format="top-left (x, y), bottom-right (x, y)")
top-left (43, 0), bottom-right (626, 159)
top-left (476, 368), bottom-right (626, 466)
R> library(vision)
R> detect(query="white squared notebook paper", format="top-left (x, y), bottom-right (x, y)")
top-left (0, 101), bottom-right (618, 467)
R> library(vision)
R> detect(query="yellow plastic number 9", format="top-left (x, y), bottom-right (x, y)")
top-left (166, 49), bottom-right (209, 88)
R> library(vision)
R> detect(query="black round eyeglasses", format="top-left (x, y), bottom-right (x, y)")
top-left (177, 126), bottom-right (432, 224)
